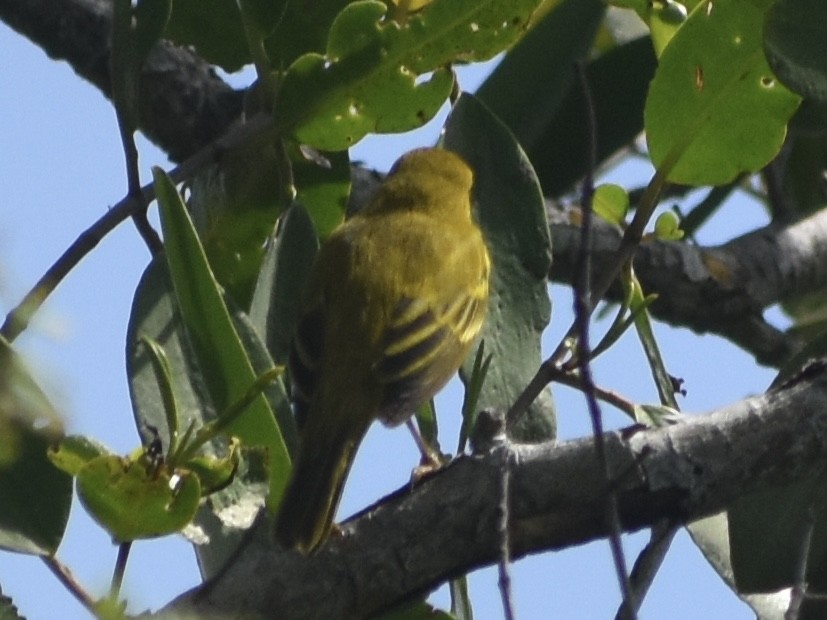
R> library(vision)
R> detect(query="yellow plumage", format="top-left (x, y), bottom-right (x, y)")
top-left (274, 148), bottom-right (490, 553)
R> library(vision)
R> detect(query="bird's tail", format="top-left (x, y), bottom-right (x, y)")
top-left (274, 417), bottom-right (369, 553)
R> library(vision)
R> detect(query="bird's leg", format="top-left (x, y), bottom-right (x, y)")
top-left (406, 418), bottom-right (447, 482)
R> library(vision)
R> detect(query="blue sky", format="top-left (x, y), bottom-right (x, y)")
top-left (0, 19), bottom-right (779, 619)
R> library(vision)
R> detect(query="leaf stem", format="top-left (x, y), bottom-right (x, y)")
top-left (110, 541), bottom-right (132, 599)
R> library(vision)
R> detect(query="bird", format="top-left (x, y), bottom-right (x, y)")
top-left (274, 147), bottom-right (490, 553)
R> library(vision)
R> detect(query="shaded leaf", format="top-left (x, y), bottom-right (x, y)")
top-left (0, 585), bottom-right (24, 620)
top-left (0, 427), bottom-right (71, 556)
top-left (264, 0), bottom-right (351, 69)
top-left (444, 93), bottom-right (555, 443)
top-left (164, 0), bottom-right (249, 72)
top-left (292, 149), bottom-right (351, 240)
top-left (764, 0), bottom-right (827, 102)
top-left (476, 0), bottom-right (605, 153)
top-left (376, 599), bottom-right (455, 619)
top-left (134, 0), bottom-right (172, 64)
top-left (729, 474), bottom-right (827, 595)
top-left (0, 338), bottom-right (70, 555)
top-left (529, 36), bottom-right (657, 196)
top-left (687, 513), bottom-right (791, 618)
top-left (644, 0), bottom-right (801, 185)
top-left (188, 141), bottom-right (287, 309)
top-left (249, 205), bottom-right (320, 367)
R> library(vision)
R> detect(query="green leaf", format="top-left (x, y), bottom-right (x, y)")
top-left (686, 514), bottom-right (789, 619)
top-left (729, 474), bottom-right (827, 595)
top-left (249, 205), bottom-right (320, 366)
top-left (375, 600), bottom-right (455, 620)
top-left (476, 0), bottom-right (606, 153)
top-left (111, 0), bottom-right (139, 129)
top-left (277, 0), bottom-right (545, 150)
top-left (240, 0), bottom-right (289, 36)
top-left (264, 0), bottom-right (351, 69)
top-left (185, 440), bottom-right (240, 495)
top-left (633, 403), bottom-right (680, 427)
top-left (128, 258), bottom-right (219, 458)
top-left (593, 183), bottom-right (629, 226)
top-left (457, 340), bottom-right (493, 453)
top-left (647, 0), bottom-right (691, 55)
top-left (529, 36), bottom-right (657, 197)
top-left (292, 149), bottom-right (351, 240)
top-left (188, 142), bottom-right (288, 309)
top-left (781, 103), bottom-right (827, 217)
top-left (653, 210), bottom-right (684, 240)
top-left (111, 0), bottom-right (170, 130)
top-left (0, 585), bottom-right (24, 620)
top-left (93, 595), bottom-right (128, 620)
top-left (414, 400), bottom-right (439, 452)
top-left (0, 338), bottom-right (71, 555)
top-left (165, 0), bottom-right (250, 72)
top-left (0, 337), bottom-right (63, 462)
top-left (48, 435), bottom-right (112, 477)
top-left (76, 454), bottom-right (201, 541)
top-left (644, 0), bottom-right (801, 185)
top-left (152, 169), bottom-right (291, 507)
top-left (764, 0), bottom-right (827, 102)
top-left (444, 93), bottom-right (556, 443)
top-left (0, 428), bottom-right (72, 556)
top-left (134, 0), bottom-right (172, 64)
top-left (627, 272), bottom-right (679, 409)
top-left (450, 574), bottom-right (473, 620)
top-left (127, 255), bottom-right (296, 577)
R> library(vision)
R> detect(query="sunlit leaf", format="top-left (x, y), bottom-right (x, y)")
top-left (76, 454), bottom-right (201, 541)
top-left (644, 0), bottom-right (801, 185)
top-left (593, 183), bottom-right (629, 226)
top-left (152, 169), bottom-right (292, 507)
top-left (278, 0), bottom-right (545, 150)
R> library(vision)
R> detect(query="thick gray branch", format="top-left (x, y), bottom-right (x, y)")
top-left (160, 361), bottom-right (827, 619)
top-left (548, 206), bottom-right (827, 367)
top-left (0, 0), bottom-right (242, 161)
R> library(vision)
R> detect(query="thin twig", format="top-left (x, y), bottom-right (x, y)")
top-left (115, 107), bottom-right (162, 255)
top-left (110, 541), bottom-right (132, 599)
top-left (0, 114), bottom-right (274, 342)
top-left (571, 61), bottom-right (635, 618)
top-left (505, 361), bottom-right (636, 430)
top-left (615, 522), bottom-right (678, 620)
top-left (42, 555), bottom-right (97, 615)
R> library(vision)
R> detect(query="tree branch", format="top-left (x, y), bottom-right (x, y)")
top-left (156, 360), bottom-right (827, 619)
top-left (0, 0), bottom-right (243, 161)
top-left (548, 204), bottom-right (827, 367)
top-left (4, 0), bottom-right (821, 369)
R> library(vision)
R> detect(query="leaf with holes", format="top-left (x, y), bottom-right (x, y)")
top-left (277, 0), bottom-right (544, 150)
top-left (644, 0), bottom-right (800, 185)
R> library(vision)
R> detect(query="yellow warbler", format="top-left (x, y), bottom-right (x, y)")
top-left (274, 148), bottom-right (490, 553)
